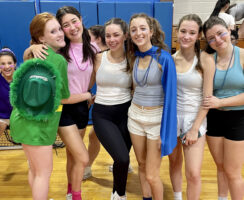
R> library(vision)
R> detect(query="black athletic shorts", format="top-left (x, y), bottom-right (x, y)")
top-left (59, 101), bottom-right (89, 129)
top-left (207, 109), bottom-right (244, 141)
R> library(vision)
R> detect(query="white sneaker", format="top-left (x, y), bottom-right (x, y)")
top-left (109, 164), bottom-right (133, 173)
top-left (66, 193), bottom-right (72, 200)
top-left (128, 164), bottom-right (133, 173)
top-left (83, 166), bottom-right (92, 180)
top-left (111, 192), bottom-right (114, 200)
top-left (111, 191), bottom-right (127, 200)
top-left (109, 165), bottom-right (113, 172)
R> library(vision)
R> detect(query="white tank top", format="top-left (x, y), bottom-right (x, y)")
top-left (175, 53), bottom-right (203, 113)
top-left (95, 51), bottom-right (132, 105)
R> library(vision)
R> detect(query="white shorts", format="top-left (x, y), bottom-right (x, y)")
top-left (127, 103), bottom-right (163, 140)
top-left (0, 119), bottom-right (9, 126)
top-left (177, 111), bottom-right (207, 138)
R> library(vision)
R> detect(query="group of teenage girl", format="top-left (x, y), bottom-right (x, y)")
top-left (1, 3), bottom-right (244, 200)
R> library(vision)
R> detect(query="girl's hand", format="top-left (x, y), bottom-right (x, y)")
top-left (86, 92), bottom-right (93, 108)
top-left (91, 94), bottom-right (96, 104)
top-left (88, 94), bottom-right (96, 108)
top-left (183, 129), bottom-right (198, 146)
top-left (203, 96), bottom-right (221, 109)
top-left (31, 44), bottom-right (48, 60)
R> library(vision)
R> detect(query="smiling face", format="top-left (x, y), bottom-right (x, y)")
top-left (178, 20), bottom-right (200, 50)
top-left (206, 24), bottom-right (230, 51)
top-left (61, 13), bottom-right (83, 43)
top-left (39, 18), bottom-right (65, 52)
top-left (105, 24), bottom-right (126, 52)
top-left (0, 55), bottom-right (15, 80)
top-left (129, 17), bottom-right (152, 51)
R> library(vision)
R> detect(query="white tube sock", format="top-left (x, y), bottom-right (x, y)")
top-left (174, 192), bottom-right (182, 200)
top-left (218, 197), bottom-right (228, 200)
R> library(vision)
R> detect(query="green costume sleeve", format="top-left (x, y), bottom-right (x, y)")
top-left (57, 56), bottom-right (70, 99)
top-left (45, 48), bottom-right (70, 100)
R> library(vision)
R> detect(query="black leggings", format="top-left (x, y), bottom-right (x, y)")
top-left (92, 101), bottom-right (132, 196)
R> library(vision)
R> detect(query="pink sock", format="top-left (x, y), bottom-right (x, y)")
top-left (72, 190), bottom-right (82, 200)
top-left (67, 183), bottom-right (72, 194)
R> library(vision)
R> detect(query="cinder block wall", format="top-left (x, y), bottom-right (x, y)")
top-left (173, 0), bottom-right (243, 25)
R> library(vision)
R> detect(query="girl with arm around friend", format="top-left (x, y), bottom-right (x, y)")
top-left (168, 14), bottom-right (214, 200)
top-left (127, 13), bottom-right (177, 200)
top-left (10, 12), bottom-right (70, 200)
top-left (23, 6), bottom-right (99, 200)
top-left (203, 16), bottom-right (244, 200)
top-left (54, 6), bottom-right (98, 200)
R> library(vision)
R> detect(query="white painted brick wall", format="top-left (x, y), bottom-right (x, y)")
top-left (173, 0), bottom-right (244, 25)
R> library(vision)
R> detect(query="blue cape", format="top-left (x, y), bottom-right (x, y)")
top-left (135, 46), bottom-right (177, 156)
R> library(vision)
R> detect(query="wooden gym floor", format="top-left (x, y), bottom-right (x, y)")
top-left (0, 126), bottom-right (243, 200)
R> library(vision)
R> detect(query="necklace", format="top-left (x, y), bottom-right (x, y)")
top-left (134, 56), bottom-right (153, 87)
top-left (70, 46), bottom-right (89, 71)
top-left (108, 50), bottom-right (125, 63)
top-left (215, 46), bottom-right (234, 90)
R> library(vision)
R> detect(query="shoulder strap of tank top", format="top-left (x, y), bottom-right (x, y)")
top-left (215, 45), bottom-right (235, 90)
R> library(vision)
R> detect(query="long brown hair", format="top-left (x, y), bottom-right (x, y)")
top-left (89, 25), bottom-right (106, 46)
top-left (127, 13), bottom-right (167, 71)
top-left (178, 14), bottom-right (203, 73)
top-left (104, 18), bottom-right (130, 72)
top-left (56, 6), bottom-right (96, 65)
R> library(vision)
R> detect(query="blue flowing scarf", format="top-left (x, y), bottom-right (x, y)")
top-left (135, 46), bottom-right (158, 58)
top-left (135, 46), bottom-right (177, 157)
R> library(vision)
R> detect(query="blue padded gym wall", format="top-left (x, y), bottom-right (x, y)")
top-left (97, 1), bottom-right (173, 49)
top-left (0, 0), bottom-right (173, 66)
top-left (154, 2), bottom-right (173, 50)
top-left (115, 2), bottom-right (153, 22)
top-left (40, 0), bottom-right (79, 17)
top-left (79, 1), bottom-right (98, 28)
top-left (40, 1), bottom-right (98, 28)
top-left (98, 2), bottom-right (115, 25)
top-left (0, 0), bottom-right (36, 65)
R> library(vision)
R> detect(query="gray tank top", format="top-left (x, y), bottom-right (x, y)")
top-left (132, 57), bottom-right (164, 107)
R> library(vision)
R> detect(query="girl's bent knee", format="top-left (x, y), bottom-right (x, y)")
top-left (73, 154), bottom-right (89, 168)
top-left (115, 155), bottom-right (130, 166)
top-left (80, 156), bottom-right (89, 167)
top-left (146, 174), bottom-right (160, 185)
top-left (138, 162), bottom-right (146, 172)
top-left (215, 163), bottom-right (225, 172)
top-left (223, 165), bottom-right (241, 180)
top-left (186, 171), bottom-right (201, 184)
